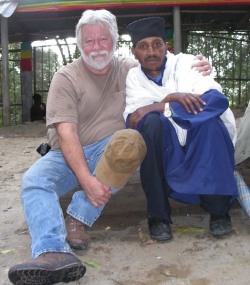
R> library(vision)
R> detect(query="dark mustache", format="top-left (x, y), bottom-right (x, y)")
top-left (145, 56), bottom-right (160, 61)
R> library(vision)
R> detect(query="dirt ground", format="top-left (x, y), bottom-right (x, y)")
top-left (1, 118), bottom-right (250, 285)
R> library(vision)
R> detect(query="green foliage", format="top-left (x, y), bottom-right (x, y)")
top-left (0, 43), bottom-right (22, 125)
top-left (0, 43), bottom-right (60, 126)
top-left (1, 33), bottom-right (250, 126)
top-left (34, 46), bottom-right (60, 94)
top-left (185, 31), bottom-right (250, 107)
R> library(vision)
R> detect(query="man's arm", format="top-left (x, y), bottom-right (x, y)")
top-left (55, 122), bottom-right (112, 207)
top-left (193, 55), bottom-right (212, 76)
top-left (128, 93), bottom-right (206, 129)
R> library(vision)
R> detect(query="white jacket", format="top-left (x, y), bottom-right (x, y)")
top-left (124, 52), bottom-right (236, 146)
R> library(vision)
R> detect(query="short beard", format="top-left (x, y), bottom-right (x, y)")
top-left (81, 49), bottom-right (114, 70)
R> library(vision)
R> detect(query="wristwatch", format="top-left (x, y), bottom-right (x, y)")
top-left (164, 103), bottom-right (172, 118)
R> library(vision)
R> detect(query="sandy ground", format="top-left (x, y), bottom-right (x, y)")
top-left (1, 120), bottom-right (250, 285)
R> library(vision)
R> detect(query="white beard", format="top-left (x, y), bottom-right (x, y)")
top-left (81, 49), bottom-right (114, 70)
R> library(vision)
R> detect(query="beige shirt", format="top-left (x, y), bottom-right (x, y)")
top-left (46, 57), bottom-right (137, 149)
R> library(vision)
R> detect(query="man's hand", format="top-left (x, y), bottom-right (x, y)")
top-left (128, 92), bottom-right (207, 129)
top-left (163, 92), bottom-right (206, 114)
top-left (55, 122), bottom-right (112, 208)
top-left (128, 104), bottom-right (163, 129)
top-left (82, 174), bottom-right (112, 208)
top-left (192, 55), bottom-right (212, 76)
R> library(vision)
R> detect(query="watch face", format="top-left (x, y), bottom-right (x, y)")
top-left (164, 109), bottom-right (172, 118)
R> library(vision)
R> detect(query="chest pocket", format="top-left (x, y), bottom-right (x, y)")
top-left (106, 90), bottom-right (126, 120)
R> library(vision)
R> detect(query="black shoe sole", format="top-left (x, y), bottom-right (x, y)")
top-left (210, 228), bottom-right (232, 237)
top-left (150, 233), bottom-right (173, 242)
top-left (8, 263), bottom-right (86, 285)
top-left (209, 216), bottom-right (233, 237)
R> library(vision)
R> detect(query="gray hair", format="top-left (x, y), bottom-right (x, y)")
top-left (76, 9), bottom-right (119, 55)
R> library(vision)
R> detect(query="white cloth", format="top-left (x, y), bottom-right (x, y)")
top-left (235, 100), bottom-right (250, 164)
top-left (124, 52), bottom-right (237, 146)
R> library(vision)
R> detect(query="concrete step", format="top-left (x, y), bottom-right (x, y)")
top-left (60, 168), bottom-right (243, 230)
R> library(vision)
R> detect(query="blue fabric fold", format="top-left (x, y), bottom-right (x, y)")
top-left (160, 114), bottom-right (237, 205)
top-left (171, 89), bottom-right (229, 130)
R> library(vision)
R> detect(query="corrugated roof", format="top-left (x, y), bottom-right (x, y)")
top-left (0, 1), bottom-right (250, 43)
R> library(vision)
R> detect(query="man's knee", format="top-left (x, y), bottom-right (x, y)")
top-left (21, 167), bottom-right (37, 196)
top-left (140, 113), bottom-right (162, 136)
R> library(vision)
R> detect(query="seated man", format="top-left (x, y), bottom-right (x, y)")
top-left (7, 9), bottom-right (147, 285)
top-left (30, 93), bottom-right (46, 122)
top-left (235, 99), bottom-right (250, 165)
top-left (124, 17), bottom-right (238, 241)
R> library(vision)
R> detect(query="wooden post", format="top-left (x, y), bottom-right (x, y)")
top-left (1, 16), bottom-right (10, 126)
top-left (173, 6), bottom-right (182, 54)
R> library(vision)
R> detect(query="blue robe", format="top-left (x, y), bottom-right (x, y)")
top-left (127, 89), bottom-right (238, 205)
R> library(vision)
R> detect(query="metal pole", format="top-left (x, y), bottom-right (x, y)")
top-left (173, 6), bottom-right (182, 54)
top-left (1, 16), bottom-right (11, 126)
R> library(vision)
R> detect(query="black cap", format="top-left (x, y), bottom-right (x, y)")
top-left (126, 17), bottom-right (165, 46)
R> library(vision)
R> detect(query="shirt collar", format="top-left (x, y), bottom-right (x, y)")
top-left (141, 57), bottom-right (167, 86)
